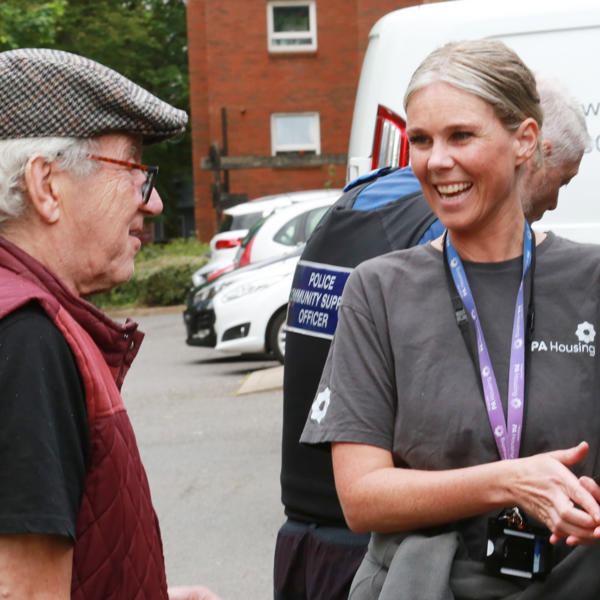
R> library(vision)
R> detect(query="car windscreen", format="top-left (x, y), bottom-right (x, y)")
top-left (218, 210), bottom-right (266, 233)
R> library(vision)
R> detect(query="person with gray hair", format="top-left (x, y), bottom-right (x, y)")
top-left (522, 75), bottom-right (590, 222)
top-left (301, 39), bottom-right (600, 599)
top-left (0, 49), bottom-right (220, 600)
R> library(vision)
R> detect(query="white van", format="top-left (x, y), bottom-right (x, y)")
top-left (347, 0), bottom-right (600, 243)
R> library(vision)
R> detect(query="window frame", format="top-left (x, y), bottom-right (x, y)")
top-left (270, 111), bottom-right (321, 156)
top-left (266, 0), bottom-right (317, 53)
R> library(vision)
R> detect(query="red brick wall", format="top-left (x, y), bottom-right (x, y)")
top-left (187, 0), bottom-right (214, 241)
top-left (187, 0), bottom-right (445, 241)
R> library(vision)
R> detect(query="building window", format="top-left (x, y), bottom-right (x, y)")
top-left (267, 1), bottom-right (317, 53)
top-left (271, 112), bottom-right (321, 155)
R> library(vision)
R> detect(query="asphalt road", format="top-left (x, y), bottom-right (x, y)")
top-left (119, 309), bottom-right (284, 600)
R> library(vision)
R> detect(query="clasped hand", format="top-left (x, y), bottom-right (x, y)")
top-left (512, 441), bottom-right (600, 546)
top-left (168, 585), bottom-right (222, 600)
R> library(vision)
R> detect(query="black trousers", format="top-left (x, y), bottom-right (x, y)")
top-left (274, 519), bottom-right (369, 600)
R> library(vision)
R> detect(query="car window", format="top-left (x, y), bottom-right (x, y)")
top-left (219, 208), bottom-right (268, 233)
top-left (241, 216), bottom-right (267, 245)
top-left (273, 214), bottom-right (303, 246)
top-left (234, 216), bottom-right (268, 264)
top-left (302, 206), bottom-right (329, 241)
top-left (217, 213), bottom-right (233, 233)
top-left (230, 211), bottom-right (265, 231)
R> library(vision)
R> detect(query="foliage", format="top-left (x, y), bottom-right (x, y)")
top-left (142, 263), bottom-right (198, 306)
top-left (89, 238), bottom-right (209, 308)
top-left (0, 1), bottom-right (66, 49)
top-left (0, 0), bottom-right (191, 238)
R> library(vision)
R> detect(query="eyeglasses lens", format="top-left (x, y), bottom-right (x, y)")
top-left (142, 169), bottom-right (157, 204)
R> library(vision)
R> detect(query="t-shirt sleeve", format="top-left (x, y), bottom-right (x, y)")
top-left (300, 267), bottom-right (396, 450)
top-left (0, 303), bottom-right (89, 540)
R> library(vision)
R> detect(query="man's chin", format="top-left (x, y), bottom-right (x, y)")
top-left (81, 267), bottom-right (135, 299)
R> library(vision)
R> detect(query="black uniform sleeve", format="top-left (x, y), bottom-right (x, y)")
top-left (0, 303), bottom-right (89, 540)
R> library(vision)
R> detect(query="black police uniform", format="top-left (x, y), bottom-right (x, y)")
top-left (275, 167), bottom-right (440, 600)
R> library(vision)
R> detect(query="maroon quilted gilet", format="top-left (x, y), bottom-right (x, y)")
top-left (0, 238), bottom-right (168, 599)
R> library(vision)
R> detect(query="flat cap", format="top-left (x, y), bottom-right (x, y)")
top-left (0, 48), bottom-right (188, 144)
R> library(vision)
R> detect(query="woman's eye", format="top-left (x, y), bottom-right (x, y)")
top-left (408, 135), bottom-right (428, 145)
top-left (451, 131), bottom-right (473, 141)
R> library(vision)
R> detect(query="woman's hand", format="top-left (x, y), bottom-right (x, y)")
top-left (168, 585), bottom-right (222, 600)
top-left (510, 441), bottom-right (600, 546)
top-left (554, 474), bottom-right (600, 546)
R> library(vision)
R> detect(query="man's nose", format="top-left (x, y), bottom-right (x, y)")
top-left (143, 187), bottom-right (163, 215)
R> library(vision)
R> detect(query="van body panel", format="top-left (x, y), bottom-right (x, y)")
top-left (347, 0), bottom-right (600, 242)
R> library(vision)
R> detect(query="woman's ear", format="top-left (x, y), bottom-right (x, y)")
top-left (23, 156), bottom-right (61, 224)
top-left (514, 117), bottom-right (539, 166)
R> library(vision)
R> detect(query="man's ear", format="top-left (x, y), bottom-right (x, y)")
top-left (23, 156), bottom-right (61, 224)
top-left (514, 117), bottom-right (539, 166)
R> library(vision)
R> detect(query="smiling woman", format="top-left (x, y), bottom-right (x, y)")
top-left (405, 81), bottom-right (537, 257)
top-left (300, 39), bottom-right (600, 600)
top-left (403, 40), bottom-right (541, 261)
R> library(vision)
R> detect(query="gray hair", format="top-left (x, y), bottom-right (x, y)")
top-left (536, 75), bottom-right (590, 166)
top-left (0, 136), bottom-right (99, 226)
top-left (404, 40), bottom-right (543, 135)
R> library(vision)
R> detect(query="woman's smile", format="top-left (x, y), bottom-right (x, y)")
top-left (434, 181), bottom-right (473, 202)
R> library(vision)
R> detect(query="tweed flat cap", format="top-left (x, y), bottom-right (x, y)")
top-left (0, 48), bottom-right (188, 144)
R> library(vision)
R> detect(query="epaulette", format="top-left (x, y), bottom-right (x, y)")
top-left (343, 166), bottom-right (398, 192)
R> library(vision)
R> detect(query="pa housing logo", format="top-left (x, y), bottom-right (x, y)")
top-left (530, 321), bottom-right (596, 357)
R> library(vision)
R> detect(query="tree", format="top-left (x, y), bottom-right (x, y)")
top-left (0, 1), bottom-right (66, 49)
top-left (1, 0), bottom-right (191, 238)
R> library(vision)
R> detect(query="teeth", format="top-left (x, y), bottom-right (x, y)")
top-left (437, 182), bottom-right (471, 195)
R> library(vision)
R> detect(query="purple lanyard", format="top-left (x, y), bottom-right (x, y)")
top-left (444, 222), bottom-right (533, 460)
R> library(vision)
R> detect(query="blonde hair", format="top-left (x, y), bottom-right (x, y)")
top-left (404, 40), bottom-right (543, 134)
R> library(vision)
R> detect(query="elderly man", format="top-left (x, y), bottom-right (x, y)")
top-left (0, 49), bottom-right (219, 600)
top-left (275, 75), bottom-right (589, 600)
top-left (522, 76), bottom-right (588, 222)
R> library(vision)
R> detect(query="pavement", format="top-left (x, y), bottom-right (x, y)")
top-left (107, 304), bottom-right (285, 395)
top-left (122, 311), bottom-right (284, 599)
top-left (237, 364), bottom-right (284, 395)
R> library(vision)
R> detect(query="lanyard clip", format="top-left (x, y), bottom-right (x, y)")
top-left (499, 506), bottom-right (526, 530)
top-left (455, 307), bottom-right (469, 326)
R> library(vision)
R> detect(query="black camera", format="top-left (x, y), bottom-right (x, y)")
top-left (485, 507), bottom-right (553, 581)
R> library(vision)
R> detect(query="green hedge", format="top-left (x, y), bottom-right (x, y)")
top-left (89, 238), bottom-right (209, 309)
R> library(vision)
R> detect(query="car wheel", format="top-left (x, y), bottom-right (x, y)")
top-left (268, 310), bottom-right (286, 363)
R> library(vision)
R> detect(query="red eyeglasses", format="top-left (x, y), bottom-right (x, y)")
top-left (86, 154), bottom-right (159, 204)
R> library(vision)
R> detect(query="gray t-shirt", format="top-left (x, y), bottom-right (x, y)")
top-left (301, 232), bottom-right (600, 560)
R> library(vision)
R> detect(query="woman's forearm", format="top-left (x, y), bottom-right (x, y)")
top-left (332, 441), bottom-right (600, 543)
top-left (332, 442), bottom-right (511, 532)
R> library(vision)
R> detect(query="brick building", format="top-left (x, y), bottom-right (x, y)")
top-left (186, 0), bottom-right (444, 241)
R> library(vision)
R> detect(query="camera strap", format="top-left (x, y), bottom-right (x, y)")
top-left (442, 220), bottom-right (535, 460)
